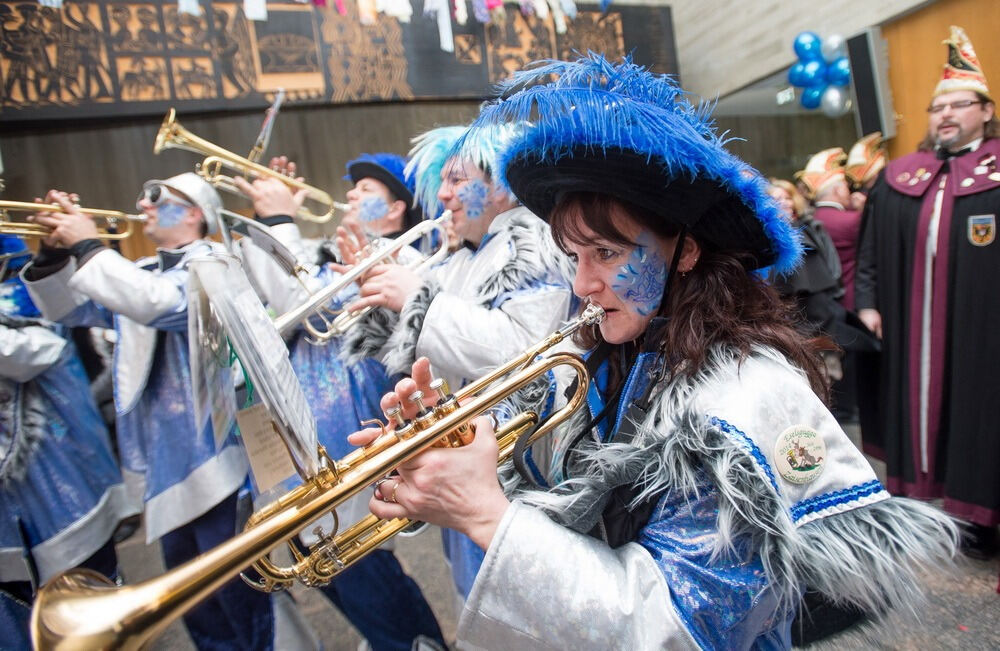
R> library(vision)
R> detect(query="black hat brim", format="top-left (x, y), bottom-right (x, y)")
top-left (506, 147), bottom-right (777, 269)
top-left (347, 161), bottom-right (421, 229)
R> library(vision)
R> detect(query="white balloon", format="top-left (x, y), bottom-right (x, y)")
top-left (821, 85), bottom-right (852, 118)
top-left (821, 34), bottom-right (847, 64)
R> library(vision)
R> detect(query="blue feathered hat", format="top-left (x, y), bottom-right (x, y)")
top-left (344, 152), bottom-right (421, 229)
top-left (405, 122), bottom-right (525, 219)
top-left (474, 54), bottom-right (802, 273)
top-left (0, 234), bottom-right (31, 273)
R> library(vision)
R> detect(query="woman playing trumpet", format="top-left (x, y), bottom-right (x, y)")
top-left (352, 55), bottom-right (959, 649)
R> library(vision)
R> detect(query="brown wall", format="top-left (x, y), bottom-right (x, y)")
top-left (1, 100), bottom-right (481, 259)
top-left (882, 0), bottom-right (1000, 158)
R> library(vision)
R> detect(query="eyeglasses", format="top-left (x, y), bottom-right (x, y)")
top-left (136, 184), bottom-right (193, 210)
top-left (926, 99), bottom-right (984, 114)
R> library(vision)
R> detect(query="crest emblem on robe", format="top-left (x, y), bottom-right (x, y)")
top-left (968, 214), bottom-right (995, 246)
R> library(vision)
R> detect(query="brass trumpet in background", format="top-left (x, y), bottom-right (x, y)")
top-left (0, 201), bottom-right (145, 241)
top-left (273, 211), bottom-right (452, 343)
top-left (31, 304), bottom-right (604, 650)
top-left (154, 109), bottom-right (349, 224)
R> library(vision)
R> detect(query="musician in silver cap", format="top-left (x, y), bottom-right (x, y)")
top-left (21, 174), bottom-right (278, 650)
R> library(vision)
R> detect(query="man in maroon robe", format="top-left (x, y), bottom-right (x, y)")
top-left (855, 26), bottom-right (999, 559)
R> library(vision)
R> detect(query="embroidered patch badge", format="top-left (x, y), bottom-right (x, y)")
top-left (968, 214), bottom-right (995, 246)
top-left (774, 426), bottom-right (826, 484)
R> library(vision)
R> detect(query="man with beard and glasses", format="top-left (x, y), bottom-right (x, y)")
top-left (856, 25), bottom-right (1000, 560)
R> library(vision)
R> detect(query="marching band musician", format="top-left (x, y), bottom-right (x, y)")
top-left (355, 55), bottom-right (959, 649)
top-left (1, 234), bottom-right (137, 648)
top-left (237, 155), bottom-right (446, 651)
top-left (20, 175), bottom-right (279, 649)
top-left (337, 124), bottom-right (577, 602)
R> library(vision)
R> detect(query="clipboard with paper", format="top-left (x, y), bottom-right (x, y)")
top-left (188, 253), bottom-right (319, 485)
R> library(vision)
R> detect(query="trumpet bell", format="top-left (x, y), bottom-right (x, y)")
top-left (0, 201), bottom-right (143, 242)
top-left (154, 109), bottom-right (341, 224)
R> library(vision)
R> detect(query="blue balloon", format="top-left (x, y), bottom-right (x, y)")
top-left (800, 60), bottom-right (826, 87)
top-left (826, 56), bottom-right (851, 86)
top-left (788, 62), bottom-right (808, 86)
top-left (794, 31), bottom-right (823, 61)
top-left (801, 85), bottom-right (824, 109)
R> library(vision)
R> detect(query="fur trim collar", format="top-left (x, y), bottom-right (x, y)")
top-left (515, 345), bottom-right (958, 619)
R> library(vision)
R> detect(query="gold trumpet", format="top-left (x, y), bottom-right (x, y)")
top-left (0, 201), bottom-right (145, 241)
top-left (154, 109), bottom-right (348, 224)
top-left (31, 304), bottom-right (604, 650)
top-left (273, 211), bottom-right (452, 343)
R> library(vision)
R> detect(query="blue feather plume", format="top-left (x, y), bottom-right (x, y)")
top-left (406, 122), bottom-right (527, 218)
top-left (470, 53), bottom-right (802, 273)
top-left (405, 126), bottom-right (466, 219)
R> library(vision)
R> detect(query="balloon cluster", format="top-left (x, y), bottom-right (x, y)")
top-left (787, 32), bottom-right (852, 118)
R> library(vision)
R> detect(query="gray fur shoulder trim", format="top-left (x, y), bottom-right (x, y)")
top-left (0, 381), bottom-right (46, 486)
top-left (382, 279), bottom-right (442, 375)
top-left (477, 212), bottom-right (575, 305)
top-left (513, 360), bottom-right (959, 620)
top-left (339, 305), bottom-right (400, 366)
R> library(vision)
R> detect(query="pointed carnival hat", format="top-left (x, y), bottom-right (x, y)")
top-left (845, 132), bottom-right (886, 188)
top-left (407, 122), bottom-right (524, 219)
top-left (345, 153), bottom-right (421, 229)
top-left (794, 148), bottom-right (848, 200)
top-left (934, 26), bottom-right (991, 101)
top-left (470, 54), bottom-right (801, 273)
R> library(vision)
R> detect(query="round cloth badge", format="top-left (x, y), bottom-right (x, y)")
top-left (774, 425), bottom-right (826, 485)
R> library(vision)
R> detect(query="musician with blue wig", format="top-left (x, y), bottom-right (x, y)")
top-left (0, 234), bottom-right (137, 647)
top-left (338, 123), bottom-right (577, 605)
top-left (354, 55), bottom-right (960, 649)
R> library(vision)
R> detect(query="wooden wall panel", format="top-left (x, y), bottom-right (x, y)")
top-left (1, 101), bottom-right (481, 259)
top-left (881, 0), bottom-right (1000, 158)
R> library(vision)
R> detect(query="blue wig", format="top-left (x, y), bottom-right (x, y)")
top-left (469, 53), bottom-right (802, 273)
top-left (405, 126), bottom-right (466, 219)
top-left (405, 122), bottom-right (526, 219)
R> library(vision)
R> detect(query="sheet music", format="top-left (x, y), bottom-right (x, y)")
top-left (189, 253), bottom-right (319, 477)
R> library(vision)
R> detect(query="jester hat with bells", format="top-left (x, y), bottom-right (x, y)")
top-left (934, 26), bottom-right (992, 102)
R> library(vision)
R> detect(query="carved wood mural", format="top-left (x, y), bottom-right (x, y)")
top-left (0, 0), bottom-right (676, 121)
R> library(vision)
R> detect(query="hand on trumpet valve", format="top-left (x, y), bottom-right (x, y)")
top-left (233, 157), bottom-right (307, 220)
top-left (350, 358), bottom-right (509, 549)
top-left (29, 189), bottom-right (99, 248)
top-left (337, 262), bottom-right (423, 313)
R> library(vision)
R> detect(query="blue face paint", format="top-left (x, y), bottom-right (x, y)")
top-left (611, 232), bottom-right (667, 316)
top-left (155, 201), bottom-right (188, 228)
top-left (358, 196), bottom-right (391, 223)
top-left (456, 179), bottom-right (490, 219)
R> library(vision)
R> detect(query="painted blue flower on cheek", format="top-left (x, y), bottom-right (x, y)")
top-left (456, 179), bottom-right (489, 219)
top-left (358, 196), bottom-right (391, 223)
top-left (611, 236), bottom-right (667, 316)
top-left (155, 202), bottom-right (188, 228)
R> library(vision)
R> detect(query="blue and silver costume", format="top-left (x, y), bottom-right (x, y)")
top-left (451, 54), bottom-right (959, 650)
top-left (23, 243), bottom-right (248, 543)
top-left (1, 266), bottom-right (137, 647)
top-left (1, 278), bottom-right (135, 584)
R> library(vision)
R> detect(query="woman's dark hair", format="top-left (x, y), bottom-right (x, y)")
top-left (550, 192), bottom-right (831, 401)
